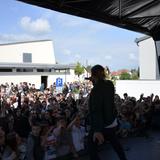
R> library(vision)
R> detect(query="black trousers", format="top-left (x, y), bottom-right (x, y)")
top-left (88, 127), bottom-right (128, 160)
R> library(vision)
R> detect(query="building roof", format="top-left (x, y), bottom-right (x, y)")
top-left (111, 69), bottom-right (129, 76)
top-left (0, 39), bottom-right (52, 46)
top-left (0, 62), bottom-right (76, 69)
top-left (135, 35), bottom-right (151, 45)
top-left (19, 0), bottom-right (160, 39)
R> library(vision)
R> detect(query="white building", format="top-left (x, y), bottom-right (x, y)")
top-left (0, 40), bottom-right (56, 64)
top-left (135, 36), bottom-right (160, 80)
top-left (0, 40), bottom-right (87, 88)
top-left (116, 36), bottom-right (160, 99)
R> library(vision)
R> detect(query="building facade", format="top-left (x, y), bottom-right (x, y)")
top-left (115, 36), bottom-right (160, 98)
top-left (135, 36), bottom-right (160, 80)
top-left (0, 40), bottom-right (87, 88)
top-left (0, 40), bottom-right (56, 64)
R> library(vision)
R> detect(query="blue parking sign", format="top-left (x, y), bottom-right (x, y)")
top-left (56, 78), bottom-right (63, 87)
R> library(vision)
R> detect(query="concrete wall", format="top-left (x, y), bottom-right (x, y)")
top-left (0, 74), bottom-right (71, 89)
top-left (116, 80), bottom-right (160, 99)
top-left (138, 37), bottom-right (159, 80)
top-left (0, 68), bottom-right (88, 89)
top-left (0, 40), bottom-right (55, 64)
top-left (0, 75), bottom-right (41, 88)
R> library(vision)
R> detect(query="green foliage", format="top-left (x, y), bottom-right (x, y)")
top-left (72, 87), bottom-right (80, 94)
top-left (119, 72), bottom-right (131, 80)
top-left (74, 62), bottom-right (85, 77)
top-left (130, 69), bottom-right (139, 80)
top-left (131, 72), bottom-right (139, 80)
top-left (119, 70), bottom-right (139, 80)
top-left (111, 75), bottom-right (118, 81)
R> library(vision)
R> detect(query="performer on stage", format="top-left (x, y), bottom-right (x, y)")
top-left (88, 64), bottom-right (128, 160)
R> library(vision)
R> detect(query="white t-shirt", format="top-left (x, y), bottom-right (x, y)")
top-left (45, 133), bottom-right (57, 160)
top-left (71, 125), bottom-right (86, 152)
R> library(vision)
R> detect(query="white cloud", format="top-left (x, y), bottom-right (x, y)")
top-left (20, 16), bottom-right (51, 35)
top-left (63, 49), bottom-right (72, 56)
top-left (0, 33), bottom-right (35, 43)
top-left (129, 53), bottom-right (137, 60)
top-left (104, 55), bottom-right (112, 60)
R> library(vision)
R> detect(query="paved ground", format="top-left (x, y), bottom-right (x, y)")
top-left (79, 130), bottom-right (160, 160)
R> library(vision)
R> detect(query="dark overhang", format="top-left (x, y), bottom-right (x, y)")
top-left (18, 0), bottom-right (160, 38)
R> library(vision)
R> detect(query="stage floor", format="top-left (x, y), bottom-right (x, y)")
top-left (80, 130), bottom-right (160, 160)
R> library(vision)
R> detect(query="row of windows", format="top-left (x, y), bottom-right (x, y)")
top-left (17, 69), bottom-right (33, 72)
top-left (0, 68), bottom-right (70, 73)
top-left (0, 69), bottom-right (12, 72)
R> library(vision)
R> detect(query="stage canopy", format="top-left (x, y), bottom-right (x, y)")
top-left (18, 0), bottom-right (160, 39)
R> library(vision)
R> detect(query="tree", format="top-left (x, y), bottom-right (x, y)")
top-left (74, 62), bottom-right (84, 77)
top-left (119, 72), bottom-right (131, 80)
top-left (86, 65), bottom-right (92, 73)
top-left (131, 69), bottom-right (139, 80)
top-left (105, 66), bottom-right (111, 79)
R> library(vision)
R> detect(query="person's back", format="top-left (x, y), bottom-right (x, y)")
top-left (89, 79), bottom-right (116, 132)
top-left (98, 79), bottom-right (116, 126)
top-left (87, 64), bottom-right (127, 160)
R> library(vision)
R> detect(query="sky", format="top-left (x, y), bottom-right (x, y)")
top-left (0, 0), bottom-right (145, 71)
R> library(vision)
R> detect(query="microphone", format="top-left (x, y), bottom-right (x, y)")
top-left (85, 77), bottom-right (92, 80)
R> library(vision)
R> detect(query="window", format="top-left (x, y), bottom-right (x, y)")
top-left (37, 69), bottom-right (51, 72)
top-left (0, 68), bottom-right (12, 72)
top-left (55, 69), bottom-right (60, 73)
top-left (23, 53), bottom-right (32, 63)
top-left (54, 69), bottom-right (70, 73)
top-left (16, 68), bottom-right (33, 72)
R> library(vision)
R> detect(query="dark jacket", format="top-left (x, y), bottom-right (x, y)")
top-left (89, 79), bottom-right (116, 132)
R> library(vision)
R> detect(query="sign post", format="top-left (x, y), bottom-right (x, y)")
top-left (56, 77), bottom-right (63, 93)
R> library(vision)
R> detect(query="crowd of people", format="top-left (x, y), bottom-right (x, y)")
top-left (0, 81), bottom-right (160, 160)
top-left (115, 93), bottom-right (160, 138)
